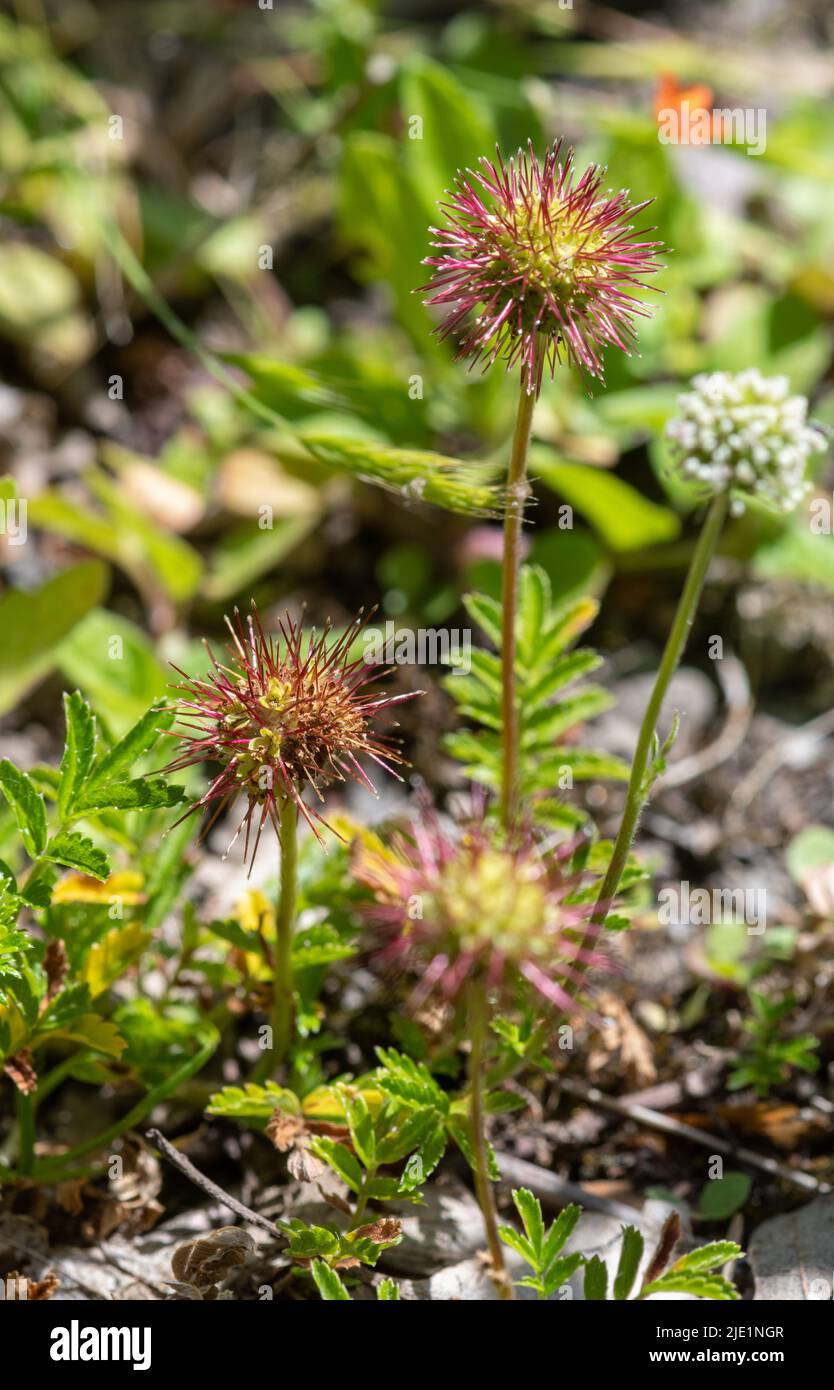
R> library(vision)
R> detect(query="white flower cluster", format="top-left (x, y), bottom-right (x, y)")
top-left (665, 369), bottom-right (827, 515)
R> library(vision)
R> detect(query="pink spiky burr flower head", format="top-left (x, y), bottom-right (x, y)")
top-left (166, 604), bottom-right (417, 867)
top-left (353, 803), bottom-right (606, 1012)
top-left (421, 140), bottom-right (665, 395)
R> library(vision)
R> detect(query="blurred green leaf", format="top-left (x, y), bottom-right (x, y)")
top-left (31, 474), bottom-right (202, 604)
top-left (0, 561), bottom-right (109, 716)
top-left (532, 450), bottom-right (680, 552)
top-left (0, 243), bottom-right (94, 370)
top-left (56, 609), bottom-right (168, 733)
top-left (400, 56), bottom-right (497, 207)
top-left (697, 1172), bottom-right (751, 1221)
top-left (204, 515), bottom-right (318, 602)
top-left (786, 826), bottom-right (834, 884)
top-left (340, 131), bottom-right (433, 348)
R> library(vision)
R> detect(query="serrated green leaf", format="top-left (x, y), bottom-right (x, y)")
top-left (38, 1011), bottom-right (126, 1058)
top-left (292, 923), bottom-right (356, 971)
top-left (400, 1119), bottom-right (447, 1190)
top-left (462, 592), bottom-right (502, 648)
top-left (533, 749), bottom-right (631, 782)
top-left (523, 649), bottom-right (603, 707)
top-left (279, 1219), bottom-right (340, 1258)
top-left (374, 1047), bottom-right (449, 1112)
top-left (613, 1225), bottom-right (644, 1301)
top-left (542, 1203), bottom-right (582, 1270)
top-left (542, 1251), bottom-right (584, 1296)
top-left (583, 1254), bottom-right (608, 1301)
top-left (512, 1187), bottom-right (545, 1260)
top-left (0, 761), bottom-right (47, 858)
top-left (44, 832), bottom-right (109, 880)
top-left (518, 566), bottom-right (549, 668)
top-left (58, 691), bottom-right (96, 821)
top-left (642, 1271), bottom-right (740, 1300)
top-left (376, 1278), bottom-right (400, 1300)
top-left (376, 1107), bottom-right (435, 1165)
top-left (337, 1086), bottom-right (375, 1169)
top-left (206, 1080), bottom-right (299, 1120)
top-left (76, 776), bottom-right (185, 813)
top-left (499, 1224), bottom-right (537, 1265)
top-left (87, 704), bottom-right (173, 789)
top-left (310, 1137), bottom-right (364, 1193)
top-left (364, 1176), bottom-right (402, 1201)
top-left (668, 1241), bottom-right (742, 1275)
top-left (521, 687), bottom-right (614, 748)
top-left (311, 1260), bottom-right (351, 1301)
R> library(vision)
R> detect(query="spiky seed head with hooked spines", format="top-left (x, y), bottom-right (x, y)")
top-left (421, 140), bottom-right (665, 395)
top-left (167, 604), bottom-right (417, 866)
top-left (353, 802), bottom-right (605, 1010)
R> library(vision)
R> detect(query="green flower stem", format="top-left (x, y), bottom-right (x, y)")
top-left (36, 1051), bottom-right (92, 1106)
top-left (500, 380), bottom-right (537, 830)
top-left (348, 1168), bottom-right (377, 1232)
top-left (579, 491), bottom-right (729, 970)
top-left (467, 977), bottom-right (513, 1300)
top-left (254, 796), bottom-right (298, 1080)
top-left (16, 1091), bottom-right (35, 1176)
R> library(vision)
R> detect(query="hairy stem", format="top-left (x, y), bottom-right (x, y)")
top-left (500, 381), bottom-right (537, 831)
top-left (467, 977), bottom-right (513, 1300)
top-left (577, 491), bottom-right (729, 975)
top-left (263, 797), bottom-right (298, 1075)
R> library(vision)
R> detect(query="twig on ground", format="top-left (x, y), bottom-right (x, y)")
top-left (617, 1080), bottom-right (686, 1110)
top-left (146, 1128), bottom-right (282, 1237)
top-left (558, 1078), bottom-right (830, 1195)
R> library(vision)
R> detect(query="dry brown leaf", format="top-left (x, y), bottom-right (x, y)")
top-left (4, 1269), bottom-right (59, 1300)
top-left (43, 939), bottom-right (68, 1005)
top-left (108, 1134), bottom-right (163, 1207)
top-left (54, 1180), bottom-right (86, 1216)
top-left (27, 1271), bottom-right (60, 1300)
top-left (287, 1147), bottom-right (327, 1182)
top-left (587, 992), bottom-right (657, 1090)
top-left (267, 1107), bottom-right (345, 1182)
top-left (353, 1217), bottom-right (402, 1245)
top-left (3, 1048), bottom-right (37, 1095)
top-left (318, 1187), bottom-right (353, 1218)
top-left (86, 1195), bottom-right (164, 1244)
top-left (171, 1226), bottom-right (255, 1289)
top-left (713, 1101), bottom-right (825, 1149)
top-left (266, 1109), bottom-right (305, 1152)
top-left (166, 1280), bottom-right (206, 1300)
top-left (642, 1210), bottom-right (681, 1288)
